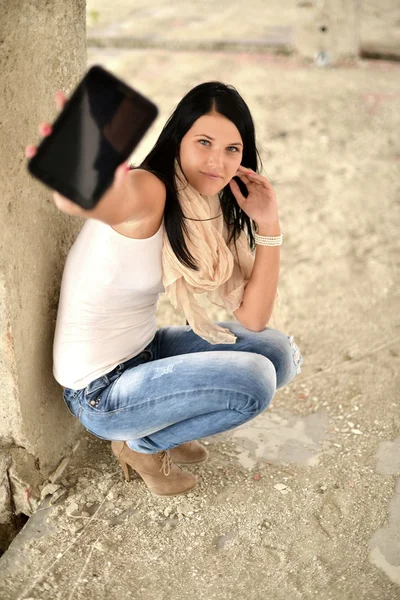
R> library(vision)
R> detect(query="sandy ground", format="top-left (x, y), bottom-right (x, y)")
top-left (1, 4), bottom-right (400, 600)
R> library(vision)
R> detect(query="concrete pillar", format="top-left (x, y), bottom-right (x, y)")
top-left (360, 0), bottom-right (400, 61)
top-left (296, 0), bottom-right (361, 65)
top-left (0, 0), bottom-right (86, 551)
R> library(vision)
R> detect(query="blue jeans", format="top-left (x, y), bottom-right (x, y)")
top-left (63, 322), bottom-right (303, 454)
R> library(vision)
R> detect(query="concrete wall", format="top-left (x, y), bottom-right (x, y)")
top-left (360, 0), bottom-right (400, 60)
top-left (0, 0), bottom-right (86, 550)
top-left (296, 0), bottom-right (400, 64)
top-left (296, 0), bottom-right (361, 65)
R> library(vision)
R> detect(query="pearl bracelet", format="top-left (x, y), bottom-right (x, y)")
top-left (254, 231), bottom-right (283, 246)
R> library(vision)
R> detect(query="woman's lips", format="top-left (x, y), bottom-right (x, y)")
top-left (201, 172), bottom-right (222, 180)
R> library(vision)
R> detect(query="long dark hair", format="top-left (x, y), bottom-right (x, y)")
top-left (131, 81), bottom-right (263, 271)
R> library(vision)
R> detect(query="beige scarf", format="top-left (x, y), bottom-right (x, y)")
top-left (161, 160), bottom-right (260, 344)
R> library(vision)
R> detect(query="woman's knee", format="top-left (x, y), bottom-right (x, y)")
top-left (232, 352), bottom-right (277, 417)
top-left (260, 328), bottom-right (303, 388)
top-left (217, 322), bottom-right (303, 388)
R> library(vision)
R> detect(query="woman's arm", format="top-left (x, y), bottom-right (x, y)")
top-left (233, 220), bottom-right (281, 331)
top-left (25, 91), bottom-right (165, 226)
top-left (229, 165), bottom-right (281, 331)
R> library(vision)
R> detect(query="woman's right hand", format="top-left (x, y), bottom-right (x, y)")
top-left (25, 91), bottom-right (134, 225)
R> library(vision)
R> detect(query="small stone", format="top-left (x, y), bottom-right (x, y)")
top-left (94, 539), bottom-right (112, 552)
top-left (274, 483), bottom-right (287, 491)
top-left (177, 502), bottom-right (192, 516)
top-left (50, 487), bottom-right (68, 505)
top-left (347, 421), bottom-right (355, 428)
top-left (164, 507), bottom-right (173, 517)
top-left (351, 429), bottom-right (363, 435)
top-left (40, 483), bottom-right (61, 500)
top-left (253, 473), bottom-right (261, 481)
top-left (66, 502), bottom-right (79, 516)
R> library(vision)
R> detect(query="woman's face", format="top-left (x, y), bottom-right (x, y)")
top-left (179, 112), bottom-right (243, 195)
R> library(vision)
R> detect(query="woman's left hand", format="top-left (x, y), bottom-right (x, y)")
top-left (229, 165), bottom-right (279, 227)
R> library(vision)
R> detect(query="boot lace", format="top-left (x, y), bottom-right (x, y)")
top-left (159, 451), bottom-right (173, 476)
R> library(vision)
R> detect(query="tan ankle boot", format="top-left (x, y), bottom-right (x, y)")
top-left (111, 441), bottom-right (197, 496)
top-left (169, 441), bottom-right (209, 464)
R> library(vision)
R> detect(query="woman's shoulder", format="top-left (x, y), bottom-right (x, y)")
top-left (127, 167), bottom-right (166, 212)
top-left (128, 168), bottom-right (166, 196)
top-left (112, 168), bottom-right (166, 238)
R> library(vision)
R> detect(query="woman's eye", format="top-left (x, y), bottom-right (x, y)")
top-left (199, 140), bottom-right (239, 153)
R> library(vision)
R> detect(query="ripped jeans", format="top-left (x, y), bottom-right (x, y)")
top-left (62, 322), bottom-right (303, 454)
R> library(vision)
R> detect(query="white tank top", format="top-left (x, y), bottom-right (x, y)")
top-left (53, 218), bottom-right (164, 389)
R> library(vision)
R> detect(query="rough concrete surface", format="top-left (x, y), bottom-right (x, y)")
top-left (1, 2), bottom-right (400, 599)
top-left (0, 0), bottom-right (86, 552)
top-left (85, 0), bottom-right (400, 59)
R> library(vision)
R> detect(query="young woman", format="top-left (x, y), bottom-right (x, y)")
top-left (26, 82), bottom-right (303, 497)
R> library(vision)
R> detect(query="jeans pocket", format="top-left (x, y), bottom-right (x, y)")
top-left (82, 375), bottom-right (111, 412)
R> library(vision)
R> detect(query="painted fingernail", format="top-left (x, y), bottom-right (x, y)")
top-left (55, 93), bottom-right (63, 106)
top-left (25, 145), bottom-right (35, 157)
top-left (39, 124), bottom-right (52, 136)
